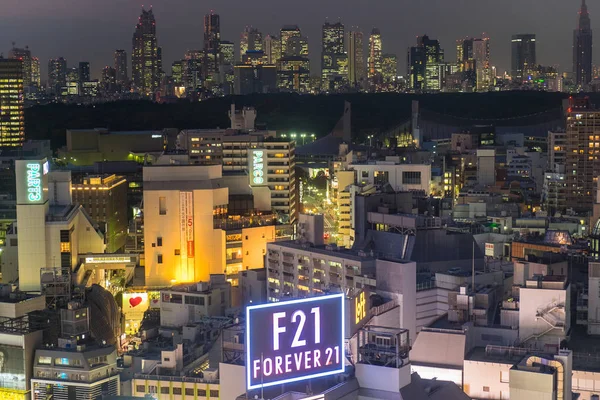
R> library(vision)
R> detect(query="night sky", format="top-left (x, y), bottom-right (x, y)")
top-left (0, 0), bottom-right (592, 80)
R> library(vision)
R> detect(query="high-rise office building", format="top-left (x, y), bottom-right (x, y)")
top-left (573, 0), bottom-right (593, 86)
top-left (47, 57), bottom-right (67, 95)
top-left (220, 41), bottom-right (235, 66)
top-left (132, 8), bottom-right (159, 95)
top-left (171, 61), bottom-right (183, 85)
top-left (66, 67), bottom-right (80, 96)
top-left (565, 98), bottom-right (600, 212)
top-left (31, 57), bottom-right (40, 89)
top-left (368, 28), bottom-right (383, 89)
top-left (78, 61), bottom-right (90, 84)
top-left (457, 37), bottom-right (491, 91)
top-left (0, 59), bottom-right (24, 147)
top-left (8, 46), bottom-right (32, 87)
top-left (114, 49), bottom-right (128, 85)
top-left (263, 35), bottom-right (281, 64)
top-left (280, 25), bottom-right (302, 57)
top-left (240, 27), bottom-right (263, 59)
top-left (511, 34), bottom-right (536, 82)
top-left (321, 21), bottom-right (347, 88)
top-left (408, 35), bottom-right (444, 91)
top-left (382, 53), bottom-right (397, 84)
top-left (348, 30), bottom-right (365, 89)
top-left (203, 12), bottom-right (221, 80)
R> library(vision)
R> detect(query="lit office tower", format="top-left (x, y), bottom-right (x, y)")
top-left (78, 61), bottom-right (90, 84)
top-left (408, 35), bottom-right (444, 91)
top-left (240, 27), bottom-right (263, 58)
top-left (8, 46), bottom-right (32, 87)
top-left (511, 34), bottom-right (536, 82)
top-left (0, 59), bottom-right (24, 147)
top-left (220, 41), bottom-right (235, 66)
top-left (348, 30), bottom-right (365, 88)
top-left (47, 57), bottom-right (67, 95)
top-left (565, 97), bottom-right (600, 211)
top-left (132, 8), bottom-right (159, 95)
top-left (280, 25), bottom-right (302, 57)
top-left (382, 53), bottom-right (397, 84)
top-left (457, 37), bottom-right (491, 90)
top-left (31, 57), bottom-right (40, 89)
top-left (573, 0), bottom-right (593, 86)
top-left (367, 28), bottom-right (383, 89)
top-left (321, 21), bottom-right (347, 88)
top-left (263, 35), bottom-right (281, 64)
top-left (114, 49), bottom-right (128, 85)
top-left (203, 11), bottom-right (221, 79)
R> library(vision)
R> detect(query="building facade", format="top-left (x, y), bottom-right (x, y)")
top-left (0, 59), bottom-right (24, 147)
top-left (511, 34), bottom-right (536, 82)
top-left (132, 8), bottom-right (160, 95)
top-left (573, 0), bottom-right (593, 87)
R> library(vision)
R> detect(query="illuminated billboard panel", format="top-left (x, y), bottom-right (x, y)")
top-left (248, 149), bottom-right (266, 186)
top-left (0, 345), bottom-right (26, 391)
top-left (246, 293), bottom-right (345, 390)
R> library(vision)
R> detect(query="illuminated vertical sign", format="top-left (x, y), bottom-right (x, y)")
top-left (347, 289), bottom-right (370, 336)
top-left (355, 291), bottom-right (367, 324)
top-left (179, 192), bottom-right (194, 281)
top-left (249, 149), bottom-right (266, 186)
top-left (26, 163), bottom-right (42, 202)
top-left (246, 293), bottom-right (345, 389)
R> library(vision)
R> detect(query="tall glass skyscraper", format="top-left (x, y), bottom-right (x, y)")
top-left (321, 21), bottom-right (347, 87)
top-left (348, 30), bottom-right (365, 89)
top-left (573, 0), bottom-right (592, 86)
top-left (8, 47), bottom-right (32, 87)
top-left (511, 34), bottom-right (536, 82)
top-left (114, 50), bottom-right (128, 86)
top-left (367, 28), bottom-right (383, 89)
top-left (132, 8), bottom-right (159, 95)
top-left (203, 12), bottom-right (221, 80)
top-left (0, 59), bottom-right (24, 147)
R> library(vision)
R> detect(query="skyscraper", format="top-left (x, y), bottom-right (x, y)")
top-left (573, 0), bottom-right (593, 86)
top-left (367, 28), bottom-right (383, 89)
top-left (0, 59), bottom-right (24, 147)
top-left (132, 8), bottom-right (159, 95)
top-left (114, 50), bottom-right (128, 86)
top-left (263, 35), bottom-right (281, 64)
top-left (511, 34), bottom-right (536, 82)
top-left (408, 35), bottom-right (444, 91)
top-left (31, 57), bottom-right (40, 89)
top-left (8, 46), bottom-right (32, 87)
top-left (348, 30), bottom-right (365, 89)
top-left (280, 25), bottom-right (302, 57)
top-left (240, 27), bottom-right (263, 59)
top-left (220, 41), bottom-right (235, 66)
top-left (78, 62), bottom-right (90, 84)
top-left (47, 57), bottom-right (67, 95)
top-left (203, 12), bottom-right (221, 80)
top-left (321, 21), bottom-right (347, 88)
top-left (382, 54), bottom-right (397, 84)
top-left (457, 37), bottom-right (491, 91)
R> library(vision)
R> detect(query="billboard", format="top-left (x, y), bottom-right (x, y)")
top-left (15, 159), bottom-right (49, 205)
top-left (246, 293), bottom-right (345, 390)
top-left (122, 292), bottom-right (149, 334)
top-left (0, 345), bottom-right (26, 391)
top-left (179, 191), bottom-right (194, 282)
top-left (248, 149), bottom-right (266, 186)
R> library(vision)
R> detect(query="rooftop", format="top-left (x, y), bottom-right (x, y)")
top-left (271, 240), bottom-right (376, 263)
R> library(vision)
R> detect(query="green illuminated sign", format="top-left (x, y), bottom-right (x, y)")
top-left (26, 163), bottom-right (42, 202)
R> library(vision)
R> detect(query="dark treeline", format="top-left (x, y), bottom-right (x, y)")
top-left (25, 91), bottom-right (574, 149)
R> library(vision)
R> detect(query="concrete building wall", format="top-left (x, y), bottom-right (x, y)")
top-left (463, 359), bottom-right (511, 399)
top-left (518, 285), bottom-right (570, 348)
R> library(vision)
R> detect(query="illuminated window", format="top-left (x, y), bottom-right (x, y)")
top-left (60, 242), bottom-right (71, 253)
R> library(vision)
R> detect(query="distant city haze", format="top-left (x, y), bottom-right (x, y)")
top-left (0, 0), bottom-right (593, 79)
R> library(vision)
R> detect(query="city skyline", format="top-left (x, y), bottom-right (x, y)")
top-left (0, 0), bottom-right (595, 80)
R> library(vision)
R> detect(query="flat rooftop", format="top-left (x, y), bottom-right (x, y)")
top-left (272, 241), bottom-right (376, 263)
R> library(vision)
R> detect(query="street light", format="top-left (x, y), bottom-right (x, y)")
top-left (301, 133), bottom-right (306, 145)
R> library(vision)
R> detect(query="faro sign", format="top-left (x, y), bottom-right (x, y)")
top-left (249, 149), bottom-right (266, 186)
top-left (246, 294), bottom-right (345, 389)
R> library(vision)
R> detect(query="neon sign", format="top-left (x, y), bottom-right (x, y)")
top-left (26, 163), bottom-right (42, 202)
top-left (249, 149), bottom-right (266, 186)
top-left (246, 293), bottom-right (345, 390)
top-left (355, 291), bottom-right (366, 324)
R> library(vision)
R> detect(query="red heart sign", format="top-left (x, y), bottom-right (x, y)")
top-left (129, 296), bottom-right (143, 308)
